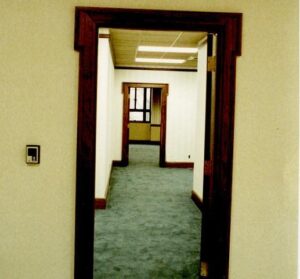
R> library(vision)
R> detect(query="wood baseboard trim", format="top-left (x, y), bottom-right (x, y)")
top-left (112, 160), bottom-right (125, 167)
top-left (95, 198), bottom-right (106, 209)
top-left (191, 190), bottom-right (203, 211)
top-left (165, 162), bottom-right (194, 168)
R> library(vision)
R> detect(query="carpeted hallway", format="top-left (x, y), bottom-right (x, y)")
top-left (94, 144), bottom-right (202, 278)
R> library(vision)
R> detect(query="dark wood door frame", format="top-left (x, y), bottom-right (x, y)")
top-left (74, 7), bottom-right (242, 279)
top-left (121, 82), bottom-right (168, 167)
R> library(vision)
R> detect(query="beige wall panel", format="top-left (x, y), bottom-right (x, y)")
top-left (129, 123), bottom-right (151, 140)
top-left (150, 126), bottom-right (161, 141)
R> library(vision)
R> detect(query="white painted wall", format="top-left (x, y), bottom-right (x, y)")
top-left (95, 36), bottom-right (115, 198)
top-left (193, 41), bottom-right (207, 199)
top-left (0, 1), bottom-right (298, 279)
top-left (114, 70), bottom-right (198, 162)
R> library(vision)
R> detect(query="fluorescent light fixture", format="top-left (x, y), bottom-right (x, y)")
top-left (135, 57), bottom-right (186, 64)
top-left (138, 46), bottom-right (198, 53)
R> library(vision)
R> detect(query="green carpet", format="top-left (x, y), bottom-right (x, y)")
top-left (94, 144), bottom-right (201, 278)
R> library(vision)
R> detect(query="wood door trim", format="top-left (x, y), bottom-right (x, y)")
top-left (115, 66), bottom-right (197, 72)
top-left (121, 82), bottom-right (168, 167)
top-left (74, 7), bottom-right (242, 279)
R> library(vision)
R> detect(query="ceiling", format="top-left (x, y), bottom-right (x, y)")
top-left (106, 28), bottom-right (207, 71)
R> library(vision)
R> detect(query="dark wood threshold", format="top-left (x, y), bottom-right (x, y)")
top-left (165, 162), bottom-right (194, 169)
top-left (129, 140), bottom-right (160, 145)
top-left (191, 190), bottom-right (203, 211)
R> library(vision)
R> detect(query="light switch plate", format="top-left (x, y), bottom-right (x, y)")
top-left (26, 145), bottom-right (40, 164)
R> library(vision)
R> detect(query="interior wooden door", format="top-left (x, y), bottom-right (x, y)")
top-left (200, 33), bottom-right (219, 277)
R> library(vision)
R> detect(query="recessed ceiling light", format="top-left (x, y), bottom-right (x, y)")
top-left (138, 46), bottom-right (198, 53)
top-left (135, 58), bottom-right (186, 64)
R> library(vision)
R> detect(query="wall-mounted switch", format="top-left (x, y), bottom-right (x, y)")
top-left (188, 154), bottom-right (191, 159)
top-left (26, 145), bottom-right (40, 164)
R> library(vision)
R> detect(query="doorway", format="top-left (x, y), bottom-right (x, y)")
top-left (121, 83), bottom-right (168, 167)
top-left (74, 7), bottom-right (242, 279)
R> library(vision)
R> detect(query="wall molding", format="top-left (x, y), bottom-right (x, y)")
top-left (165, 162), bottom-right (194, 169)
top-left (98, 34), bottom-right (110, 39)
top-left (115, 66), bottom-right (197, 72)
top-left (191, 190), bottom-right (203, 211)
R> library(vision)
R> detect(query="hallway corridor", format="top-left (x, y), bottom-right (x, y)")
top-left (94, 145), bottom-right (201, 278)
